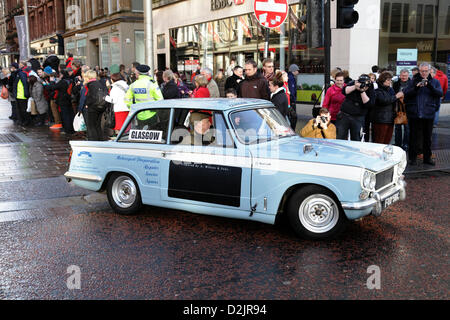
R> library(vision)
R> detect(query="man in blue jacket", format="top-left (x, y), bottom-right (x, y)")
top-left (403, 62), bottom-right (443, 166)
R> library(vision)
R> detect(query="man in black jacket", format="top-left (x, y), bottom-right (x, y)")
top-left (161, 70), bottom-right (180, 99)
top-left (43, 50), bottom-right (60, 72)
top-left (336, 74), bottom-right (375, 141)
top-left (7, 63), bottom-right (19, 121)
top-left (43, 70), bottom-right (75, 134)
top-left (225, 65), bottom-right (244, 92)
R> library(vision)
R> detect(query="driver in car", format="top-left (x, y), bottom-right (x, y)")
top-left (180, 111), bottom-right (215, 146)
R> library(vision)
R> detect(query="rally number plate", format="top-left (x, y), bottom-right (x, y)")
top-left (383, 191), bottom-right (400, 209)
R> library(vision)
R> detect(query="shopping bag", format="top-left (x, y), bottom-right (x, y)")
top-left (27, 98), bottom-right (34, 113)
top-left (1, 86), bottom-right (8, 99)
top-left (73, 112), bottom-right (86, 132)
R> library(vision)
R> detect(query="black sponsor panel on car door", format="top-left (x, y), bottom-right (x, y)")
top-left (168, 161), bottom-right (242, 207)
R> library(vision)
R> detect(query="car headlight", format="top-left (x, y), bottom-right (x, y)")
top-left (362, 170), bottom-right (376, 191)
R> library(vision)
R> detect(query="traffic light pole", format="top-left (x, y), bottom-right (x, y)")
top-left (324, 0), bottom-right (331, 92)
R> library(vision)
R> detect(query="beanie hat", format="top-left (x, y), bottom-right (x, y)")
top-left (110, 64), bottom-right (120, 74)
top-left (44, 66), bottom-right (55, 74)
top-left (289, 64), bottom-right (299, 73)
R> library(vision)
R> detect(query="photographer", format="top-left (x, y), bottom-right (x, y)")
top-left (403, 62), bottom-right (443, 166)
top-left (336, 74), bottom-right (375, 141)
top-left (300, 107), bottom-right (336, 139)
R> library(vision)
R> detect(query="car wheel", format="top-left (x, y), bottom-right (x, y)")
top-left (287, 186), bottom-right (347, 240)
top-left (107, 173), bottom-right (142, 215)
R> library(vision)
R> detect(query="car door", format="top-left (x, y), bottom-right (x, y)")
top-left (160, 110), bottom-right (252, 212)
top-left (115, 107), bottom-right (172, 204)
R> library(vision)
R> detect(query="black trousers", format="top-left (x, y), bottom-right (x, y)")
top-left (16, 99), bottom-right (30, 126)
top-left (87, 110), bottom-right (104, 141)
top-left (60, 103), bottom-right (75, 134)
top-left (336, 112), bottom-right (365, 141)
top-left (408, 118), bottom-right (434, 161)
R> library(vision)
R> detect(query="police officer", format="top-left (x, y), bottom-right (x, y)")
top-left (125, 64), bottom-right (163, 127)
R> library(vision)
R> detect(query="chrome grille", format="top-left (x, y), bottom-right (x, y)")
top-left (376, 167), bottom-right (394, 190)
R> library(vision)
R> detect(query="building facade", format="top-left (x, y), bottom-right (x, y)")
top-left (151, 0), bottom-right (449, 101)
top-left (63, 0), bottom-right (148, 68)
top-left (28, 0), bottom-right (66, 63)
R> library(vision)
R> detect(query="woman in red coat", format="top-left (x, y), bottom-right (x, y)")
top-left (322, 71), bottom-right (346, 124)
top-left (190, 74), bottom-right (210, 98)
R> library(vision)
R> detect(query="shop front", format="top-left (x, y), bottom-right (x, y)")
top-left (154, 0), bottom-right (325, 102)
top-left (378, 0), bottom-right (450, 100)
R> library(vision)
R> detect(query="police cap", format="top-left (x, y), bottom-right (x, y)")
top-left (136, 64), bottom-right (150, 74)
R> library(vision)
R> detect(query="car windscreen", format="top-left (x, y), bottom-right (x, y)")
top-left (229, 107), bottom-right (296, 144)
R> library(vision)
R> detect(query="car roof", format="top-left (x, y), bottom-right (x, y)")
top-left (130, 98), bottom-right (273, 113)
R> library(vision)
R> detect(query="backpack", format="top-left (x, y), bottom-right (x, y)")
top-left (93, 84), bottom-right (108, 110)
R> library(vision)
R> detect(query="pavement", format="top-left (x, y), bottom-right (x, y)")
top-left (295, 102), bottom-right (450, 174)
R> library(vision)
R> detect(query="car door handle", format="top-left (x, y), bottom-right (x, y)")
top-left (161, 151), bottom-right (176, 158)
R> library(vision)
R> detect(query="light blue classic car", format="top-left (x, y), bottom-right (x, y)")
top-left (65, 99), bottom-right (407, 240)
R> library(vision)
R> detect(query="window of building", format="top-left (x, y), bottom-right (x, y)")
top-left (390, 3), bottom-right (402, 33)
top-left (135, 30), bottom-right (145, 64)
top-left (446, 6), bottom-right (450, 35)
top-left (132, 0), bottom-right (144, 12)
top-left (157, 34), bottom-right (165, 49)
top-left (402, 3), bottom-right (409, 33)
top-left (423, 5), bottom-right (434, 34)
top-left (100, 33), bottom-right (110, 68)
top-left (382, 2), bottom-right (390, 32)
top-left (416, 4), bottom-right (423, 34)
top-left (111, 32), bottom-right (121, 66)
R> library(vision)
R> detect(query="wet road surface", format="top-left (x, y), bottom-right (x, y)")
top-left (0, 100), bottom-right (448, 300)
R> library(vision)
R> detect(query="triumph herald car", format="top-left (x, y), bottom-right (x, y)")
top-left (65, 98), bottom-right (407, 240)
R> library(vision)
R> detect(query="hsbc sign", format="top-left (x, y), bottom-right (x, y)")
top-left (211, 0), bottom-right (245, 11)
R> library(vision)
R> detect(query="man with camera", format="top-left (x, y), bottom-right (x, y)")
top-left (403, 62), bottom-right (443, 166)
top-left (335, 74), bottom-right (375, 141)
top-left (300, 107), bottom-right (336, 139)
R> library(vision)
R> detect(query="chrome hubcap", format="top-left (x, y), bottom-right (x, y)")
top-left (299, 194), bottom-right (339, 233)
top-left (112, 176), bottom-right (137, 209)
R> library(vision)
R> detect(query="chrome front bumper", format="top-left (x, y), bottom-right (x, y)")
top-left (64, 171), bottom-right (102, 183)
top-left (341, 177), bottom-right (406, 217)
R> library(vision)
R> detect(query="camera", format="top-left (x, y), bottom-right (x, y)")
top-left (320, 116), bottom-right (327, 123)
top-left (420, 79), bottom-right (428, 86)
top-left (357, 75), bottom-right (371, 90)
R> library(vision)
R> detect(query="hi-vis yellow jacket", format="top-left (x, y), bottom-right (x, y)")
top-left (125, 75), bottom-right (163, 120)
